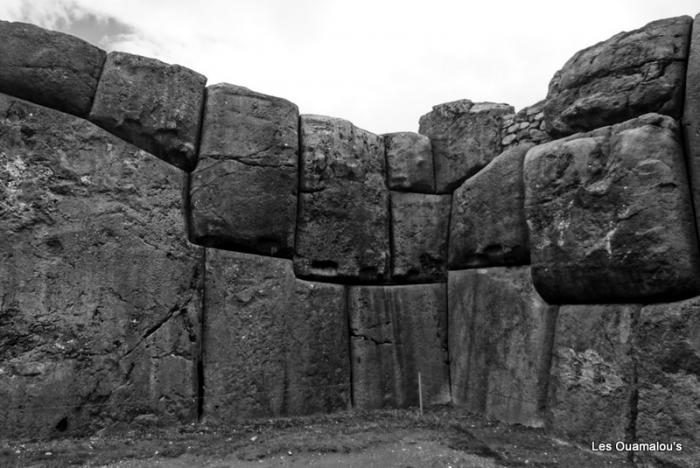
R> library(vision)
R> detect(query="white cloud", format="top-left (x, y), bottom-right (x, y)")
top-left (1, 0), bottom-right (697, 133)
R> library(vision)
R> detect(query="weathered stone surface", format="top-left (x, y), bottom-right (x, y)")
top-left (544, 16), bottom-right (692, 136)
top-left (547, 305), bottom-right (637, 443)
top-left (203, 250), bottom-right (350, 421)
top-left (383, 132), bottom-right (434, 192)
top-left (501, 101), bottom-right (550, 149)
top-left (448, 143), bottom-right (532, 269)
top-left (418, 100), bottom-right (513, 193)
top-left (188, 84), bottom-right (298, 257)
top-left (683, 14), bottom-right (700, 242)
top-left (349, 284), bottom-right (449, 409)
top-left (448, 267), bottom-right (557, 427)
top-left (89, 51), bottom-right (206, 171)
top-left (524, 114), bottom-right (700, 304)
top-left (636, 298), bottom-right (700, 467)
top-left (0, 21), bottom-right (105, 117)
top-left (0, 94), bottom-right (203, 438)
top-left (295, 115), bottom-right (390, 282)
top-left (391, 192), bottom-right (450, 282)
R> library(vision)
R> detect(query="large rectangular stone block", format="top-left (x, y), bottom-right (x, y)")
top-left (89, 51), bottom-right (207, 171)
top-left (525, 114), bottom-right (700, 304)
top-left (349, 284), bottom-right (450, 409)
top-left (0, 94), bottom-right (203, 438)
top-left (188, 84), bottom-right (298, 257)
top-left (0, 21), bottom-right (106, 117)
top-left (383, 132), bottom-right (435, 192)
top-left (448, 267), bottom-right (557, 427)
top-left (203, 250), bottom-right (350, 421)
top-left (419, 100), bottom-right (513, 193)
top-left (294, 115), bottom-right (390, 282)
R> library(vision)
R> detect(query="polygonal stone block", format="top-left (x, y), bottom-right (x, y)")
top-left (383, 132), bottom-right (435, 192)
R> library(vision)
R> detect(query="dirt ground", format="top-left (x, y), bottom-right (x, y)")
top-left (0, 406), bottom-right (635, 467)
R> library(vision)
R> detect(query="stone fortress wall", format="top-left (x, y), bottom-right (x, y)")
top-left (0, 12), bottom-right (699, 466)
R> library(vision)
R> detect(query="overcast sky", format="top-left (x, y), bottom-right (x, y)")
top-left (0, 1), bottom-right (697, 134)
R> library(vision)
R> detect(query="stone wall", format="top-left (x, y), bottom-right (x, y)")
top-left (1, 13), bottom-right (699, 465)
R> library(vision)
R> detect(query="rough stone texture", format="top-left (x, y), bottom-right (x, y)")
top-left (636, 298), bottom-right (700, 468)
top-left (383, 132), bottom-right (435, 192)
top-left (89, 51), bottom-right (207, 171)
top-left (349, 284), bottom-right (450, 409)
top-left (391, 192), bottom-right (451, 282)
top-left (203, 250), bottom-right (350, 421)
top-left (418, 100), bottom-right (513, 193)
top-left (0, 21), bottom-right (106, 118)
top-left (448, 143), bottom-right (532, 269)
top-left (188, 84), bottom-right (298, 257)
top-left (501, 101), bottom-right (550, 149)
top-left (295, 115), bottom-right (390, 282)
top-left (448, 267), bottom-right (557, 427)
top-left (524, 114), bottom-right (700, 304)
top-left (683, 14), bottom-right (700, 242)
top-left (547, 305), bottom-right (637, 444)
top-left (0, 94), bottom-right (203, 438)
top-left (544, 16), bottom-right (692, 136)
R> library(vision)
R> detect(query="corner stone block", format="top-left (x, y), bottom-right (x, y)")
top-left (0, 21), bottom-right (106, 117)
top-left (391, 192), bottom-right (450, 282)
top-left (349, 284), bottom-right (450, 409)
top-left (544, 16), bottom-right (692, 136)
top-left (418, 100), bottom-right (513, 193)
top-left (448, 143), bottom-right (532, 269)
top-left (203, 249), bottom-right (350, 421)
top-left (683, 13), bottom-right (700, 242)
top-left (188, 84), bottom-right (298, 257)
top-left (89, 51), bottom-right (207, 171)
top-left (448, 267), bottom-right (557, 427)
top-left (547, 305), bottom-right (637, 443)
top-left (383, 132), bottom-right (435, 192)
top-left (636, 298), bottom-right (700, 467)
top-left (524, 114), bottom-right (700, 304)
top-left (294, 115), bottom-right (390, 282)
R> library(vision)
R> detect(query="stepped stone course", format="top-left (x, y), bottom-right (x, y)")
top-left (0, 21), bottom-right (105, 117)
top-left (188, 83), bottom-right (298, 257)
top-left (349, 284), bottom-right (450, 409)
top-left (89, 51), bottom-right (207, 171)
top-left (419, 100), bottom-right (513, 193)
top-left (383, 132), bottom-right (435, 192)
top-left (525, 113), bottom-right (700, 304)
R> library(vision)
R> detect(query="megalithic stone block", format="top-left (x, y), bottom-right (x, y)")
top-left (418, 100), bottom-right (513, 193)
top-left (188, 84), bottom-right (299, 257)
top-left (547, 305), bottom-right (638, 443)
top-left (349, 284), bottom-right (450, 409)
top-left (683, 14), bottom-right (700, 243)
top-left (0, 21), bottom-right (106, 117)
top-left (203, 250), bottom-right (350, 422)
top-left (89, 51), bottom-right (207, 171)
top-left (294, 115), bottom-right (390, 282)
top-left (448, 267), bottom-right (557, 427)
top-left (391, 192), bottom-right (450, 282)
top-left (448, 143), bottom-right (532, 269)
top-left (524, 113), bottom-right (700, 304)
top-left (383, 132), bottom-right (435, 192)
top-left (544, 16), bottom-right (692, 136)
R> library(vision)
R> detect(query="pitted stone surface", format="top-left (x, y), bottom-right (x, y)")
top-left (449, 143), bottom-right (532, 269)
top-left (349, 284), bottom-right (449, 409)
top-left (547, 305), bottom-right (637, 443)
top-left (188, 84), bottom-right (298, 257)
top-left (524, 114), bottom-right (700, 304)
top-left (391, 192), bottom-right (450, 282)
top-left (89, 51), bottom-right (207, 171)
top-left (544, 16), bottom-right (692, 136)
top-left (683, 14), bottom-right (700, 241)
top-left (418, 99), bottom-right (513, 193)
top-left (383, 132), bottom-right (435, 192)
top-left (203, 250), bottom-right (350, 421)
top-left (0, 94), bottom-right (203, 438)
top-left (295, 115), bottom-right (390, 282)
top-left (448, 267), bottom-right (557, 427)
top-left (0, 21), bottom-right (106, 117)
